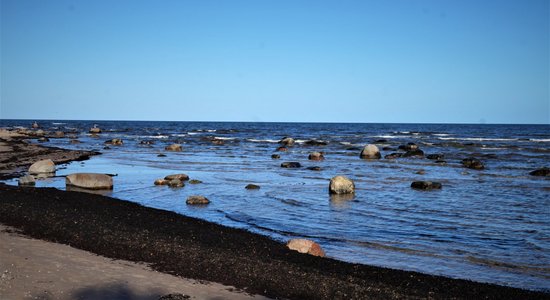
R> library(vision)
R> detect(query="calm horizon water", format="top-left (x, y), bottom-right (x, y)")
top-left (2, 120), bottom-right (549, 292)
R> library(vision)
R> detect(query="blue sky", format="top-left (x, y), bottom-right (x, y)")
top-left (1, 0), bottom-right (548, 123)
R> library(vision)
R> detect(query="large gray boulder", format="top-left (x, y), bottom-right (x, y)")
top-left (329, 176), bottom-right (355, 194)
top-left (66, 173), bottom-right (113, 190)
top-left (360, 144), bottom-right (381, 159)
top-left (29, 159), bottom-right (56, 174)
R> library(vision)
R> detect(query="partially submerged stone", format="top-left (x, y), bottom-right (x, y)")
top-left (360, 144), bottom-right (381, 159)
top-left (66, 173), bottom-right (113, 190)
top-left (245, 184), bottom-right (260, 190)
top-left (411, 181), bottom-right (442, 190)
top-left (164, 174), bottom-right (189, 181)
top-left (29, 159), bottom-right (55, 174)
top-left (18, 175), bottom-right (36, 186)
top-left (529, 167), bottom-right (550, 177)
top-left (165, 144), bottom-right (182, 151)
top-left (281, 162), bottom-right (301, 168)
top-left (286, 239), bottom-right (325, 257)
top-left (308, 152), bottom-right (324, 161)
top-left (329, 176), bottom-right (355, 194)
top-left (186, 195), bottom-right (210, 205)
top-left (154, 179), bottom-right (169, 185)
top-left (168, 179), bottom-right (184, 188)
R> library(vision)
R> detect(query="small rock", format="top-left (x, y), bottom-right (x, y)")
top-left (89, 126), bottom-right (101, 134)
top-left (416, 170), bottom-right (426, 175)
top-left (462, 158), bottom-right (485, 170)
top-left (281, 162), bottom-right (301, 168)
top-left (286, 239), bottom-right (325, 257)
top-left (411, 181), bottom-right (442, 190)
top-left (165, 144), bottom-right (183, 151)
top-left (307, 166), bottom-right (322, 171)
top-left (140, 140), bottom-right (155, 145)
top-left (38, 137), bottom-right (49, 142)
top-left (360, 144), bottom-right (381, 159)
top-left (189, 179), bottom-right (203, 184)
top-left (168, 179), bottom-right (184, 188)
top-left (384, 153), bottom-right (402, 159)
top-left (29, 159), bottom-right (56, 174)
top-left (279, 137), bottom-right (295, 146)
top-left (276, 146), bottom-right (288, 152)
top-left (164, 174), bottom-right (189, 181)
top-left (154, 179), bottom-right (169, 185)
top-left (329, 176), bottom-right (355, 194)
top-left (426, 154), bottom-right (444, 160)
top-left (271, 154), bottom-right (281, 159)
top-left (186, 195), bottom-right (210, 205)
top-left (105, 138), bottom-right (123, 145)
top-left (403, 149), bottom-right (424, 158)
top-left (308, 152), bottom-right (324, 161)
top-left (399, 143), bottom-right (418, 151)
top-left (305, 140), bottom-right (328, 146)
top-left (245, 184), bottom-right (260, 190)
top-left (18, 175), bottom-right (35, 186)
top-left (529, 167), bottom-right (550, 177)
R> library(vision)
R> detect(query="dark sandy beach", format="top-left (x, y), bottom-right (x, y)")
top-left (0, 132), bottom-right (549, 299)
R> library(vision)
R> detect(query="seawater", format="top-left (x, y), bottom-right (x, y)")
top-left (2, 120), bottom-right (549, 291)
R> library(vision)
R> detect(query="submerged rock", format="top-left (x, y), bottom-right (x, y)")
top-left (18, 175), bottom-right (36, 186)
top-left (398, 143), bottom-right (418, 151)
top-left (384, 153), bottom-right (402, 159)
top-left (308, 152), bottom-right (324, 161)
top-left (305, 140), bottom-right (328, 146)
top-left (29, 159), bottom-right (55, 174)
top-left (271, 154), bottom-right (281, 159)
top-left (462, 158), bottom-right (485, 170)
top-left (286, 239), bottom-right (325, 257)
top-left (168, 179), bottom-right (184, 188)
top-left (360, 144), bottom-right (381, 159)
top-left (165, 144), bottom-right (182, 151)
top-left (411, 181), bottom-right (442, 190)
top-left (281, 162), bottom-right (301, 168)
top-left (329, 176), bottom-right (355, 194)
top-left (189, 179), bottom-right (203, 184)
top-left (154, 179), bottom-right (169, 185)
top-left (276, 146), bottom-right (288, 152)
top-left (105, 138), bottom-right (123, 145)
top-left (245, 184), bottom-right (260, 190)
top-left (307, 166), bottom-right (322, 171)
top-left (186, 195), bottom-right (210, 205)
top-left (529, 167), bottom-right (550, 177)
top-left (426, 154), bottom-right (444, 160)
top-left (66, 173), bottom-right (113, 190)
top-left (38, 137), bottom-right (49, 143)
top-left (402, 149), bottom-right (424, 158)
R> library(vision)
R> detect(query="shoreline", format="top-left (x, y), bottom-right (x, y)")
top-left (0, 129), bottom-right (549, 299)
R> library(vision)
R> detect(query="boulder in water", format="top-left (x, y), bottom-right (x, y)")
top-left (168, 179), bottom-right (184, 188)
top-left (360, 144), bottom-right (381, 159)
top-left (281, 162), bottom-right (301, 168)
top-left (403, 149), bottom-right (424, 158)
top-left (279, 137), bottom-right (295, 146)
top-left (462, 158), bottom-right (485, 170)
top-left (411, 181), bottom-right (442, 190)
top-left (66, 173), bottom-right (113, 190)
top-left (105, 138), bottom-right (123, 145)
top-left (164, 174), bottom-right (189, 181)
top-left (529, 167), bottom-right (550, 177)
top-left (165, 144), bottom-right (182, 151)
top-left (29, 159), bottom-right (55, 174)
top-left (89, 126), bottom-right (101, 134)
top-left (286, 239), bottom-right (325, 257)
top-left (245, 184), bottom-right (260, 190)
top-left (154, 179), bottom-right (169, 185)
top-left (308, 152), bottom-right (324, 161)
top-left (329, 176), bottom-right (355, 194)
top-left (271, 154), bottom-right (280, 159)
top-left (186, 195), bottom-right (210, 205)
top-left (18, 175), bottom-right (36, 186)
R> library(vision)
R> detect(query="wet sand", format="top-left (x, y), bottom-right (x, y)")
top-left (0, 130), bottom-right (548, 299)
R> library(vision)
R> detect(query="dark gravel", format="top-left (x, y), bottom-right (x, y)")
top-left (0, 184), bottom-right (548, 299)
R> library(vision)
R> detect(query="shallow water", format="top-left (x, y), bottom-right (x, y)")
top-left (2, 120), bottom-right (549, 291)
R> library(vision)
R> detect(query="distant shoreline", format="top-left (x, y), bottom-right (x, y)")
top-left (0, 131), bottom-right (548, 299)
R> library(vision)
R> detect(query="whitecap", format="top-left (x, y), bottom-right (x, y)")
top-left (246, 139), bottom-right (279, 143)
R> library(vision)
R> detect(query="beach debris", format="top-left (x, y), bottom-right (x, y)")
top-left (359, 144), bottom-right (381, 159)
top-left (308, 151), bottom-right (324, 161)
top-left (189, 179), bottom-right (203, 184)
top-left (462, 158), bottom-right (485, 170)
top-left (165, 143), bottom-right (182, 151)
top-left (411, 181), bottom-right (442, 190)
top-left (66, 173), bottom-right (113, 190)
top-left (18, 175), bottom-right (36, 186)
top-left (529, 167), bottom-right (550, 177)
top-left (186, 195), bottom-right (210, 205)
top-left (164, 174), bottom-right (189, 181)
top-left (281, 162), bottom-right (301, 168)
top-left (402, 149), bottom-right (425, 158)
top-left (286, 239), bottom-right (325, 257)
top-left (29, 159), bottom-right (56, 174)
top-left (154, 179), bottom-right (169, 185)
top-left (427, 154), bottom-right (445, 160)
top-left (329, 176), bottom-right (355, 194)
top-left (104, 138), bottom-right (123, 145)
top-left (279, 137), bottom-right (295, 146)
top-left (245, 184), bottom-right (260, 190)
top-left (271, 154), bottom-right (280, 159)
top-left (168, 179), bottom-right (184, 188)
top-left (89, 124), bottom-right (101, 134)
top-left (276, 146), bottom-right (288, 152)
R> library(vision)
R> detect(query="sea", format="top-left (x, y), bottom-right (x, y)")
top-left (2, 120), bottom-right (549, 292)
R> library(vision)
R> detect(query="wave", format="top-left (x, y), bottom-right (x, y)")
top-left (139, 135), bottom-right (169, 139)
top-left (437, 137), bottom-right (520, 142)
top-left (214, 136), bottom-right (237, 141)
top-left (530, 139), bottom-right (550, 142)
top-left (370, 135), bottom-right (410, 139)
top-left (51, 122), bottom-right (66, 125)
top-left (246, 138), bottom-right (279, 143)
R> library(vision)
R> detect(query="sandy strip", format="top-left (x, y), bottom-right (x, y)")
top-left (0, 225), bottom-right (269, 300)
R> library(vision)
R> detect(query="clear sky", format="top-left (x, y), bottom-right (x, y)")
top-left (1, 0), bottom-right (548, 124)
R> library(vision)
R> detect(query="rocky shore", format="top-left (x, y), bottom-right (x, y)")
top-left (0, 129), bottom-right (549, 299)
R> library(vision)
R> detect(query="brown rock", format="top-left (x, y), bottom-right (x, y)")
top-left (308, 152), bottom-right (324, 161)
top-left (165, 144), bottom-right (183, 151)
top-left (286, 239), bottom-right (325, 257)
top-left (154, 179), bottom-right (169, 185)
top-left (164, 174), bottom-right (189, 181)
top-left (186, 195), bottom-right (210, 205)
